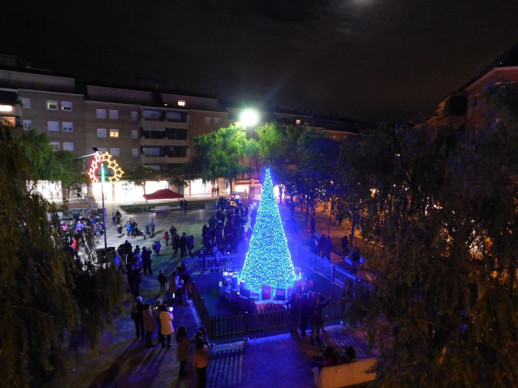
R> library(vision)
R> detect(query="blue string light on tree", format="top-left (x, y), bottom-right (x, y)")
top-left (239, 168), bottom-right (297, 294)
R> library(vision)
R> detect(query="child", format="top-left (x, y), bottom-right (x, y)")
top-left (157, 270), bottom-right (167, 292)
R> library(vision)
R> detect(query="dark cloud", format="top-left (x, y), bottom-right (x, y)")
top-left (2, 0), bottom-right (518, 123)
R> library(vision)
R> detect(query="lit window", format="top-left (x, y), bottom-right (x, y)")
top-left (62, 142), bottom-right (74, 151)
top-left (132, 148), bottom-right (139, 157)
top-left (109, 129), bottom-right (119, 138)
top-left (48, 121), bottom-right (59, 131)
top-left (295, 119), bottom-right (301, 125)
top-left (109, 109), bottom-right (119, 119)
top-left (49, 142), bottom-right (60, 151)
top-left (97, 128), bottom-right (107, 138)
top-left (61, 101), bottom-right (73, 111)
top-left (131, 111), bottom-right (138, 120)
top-left (131, 129), bottom-right (138, 139)
top-left (0, 105), bottom-right (14, 112)
top-left (23, 120), bottom-right (32, 130)
top-left (110, 147), bottom-right (120, 156)
top-left (21, 98), bottom-right (31, 109)
top-left (62, 122), bottom-right (74, 132)
top-left (96, 109), bottom-right (107, 119)
top-left (178, 100), bottom-right (186, 107)
top-left (47, 100), bottom-right (58, 110)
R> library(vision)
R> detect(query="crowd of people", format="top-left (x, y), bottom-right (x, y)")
top-left (62, 195), bottom-right (361, 385)
top-left (198, 196), bottom-right (256, 257)
top-left (130, 295), bottom-right (210, 386)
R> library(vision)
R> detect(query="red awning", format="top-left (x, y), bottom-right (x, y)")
top-left (143, 189), bottom-right (184, 200)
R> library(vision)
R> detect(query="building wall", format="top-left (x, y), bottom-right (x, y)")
top-left (18, 89), bottom-right (87, 153)
top-left (465, 67), bottom-right (518, 131)
top-left (85, 100), bottom-right (141, 169)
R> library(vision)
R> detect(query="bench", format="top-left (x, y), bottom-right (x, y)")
top-left (151, 205), bottom-right (171, 213)
top-left (312, 358), bottom-right (376, 388)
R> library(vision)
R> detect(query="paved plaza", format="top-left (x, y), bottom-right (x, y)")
top-left (66, 198), bottom-right (374, 388)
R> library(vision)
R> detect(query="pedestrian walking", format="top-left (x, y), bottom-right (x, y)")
top-left (152, 240), bottom-right (161, 256)
top-left (157, 270), bottom-right (167, 292)
top-left (163, 231), bottom-right (170, 246)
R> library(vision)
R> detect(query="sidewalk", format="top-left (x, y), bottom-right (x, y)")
top-left (68, 201), bottom-right (374, 388)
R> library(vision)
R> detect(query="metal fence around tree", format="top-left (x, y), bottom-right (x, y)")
top-left (183, 253), bottom-right (245, 273)
top-left (189, 248), bottom-right (368, 342)
top-left (194, 296), bottom-right (346, 342)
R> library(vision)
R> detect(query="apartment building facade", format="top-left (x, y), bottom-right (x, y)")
top-left (0, 66), bottom-right (233, 199)
top-left (427, 43), bottom-right (518, 132)
top-left (0, 62), bottom-right (366, 201)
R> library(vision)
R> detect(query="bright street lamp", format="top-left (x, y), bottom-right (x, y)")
top-left (239, 108), bottom-right (260, 128)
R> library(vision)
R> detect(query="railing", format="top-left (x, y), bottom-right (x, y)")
top-left (297, 246), bottom-right (368, 292)
top-left (183, 253), bottom-right (245, 273)
top-left (311, 253), bottom-right (335, 280)
top-left (191, 281), bottom-right (211, 331)
top-left (334, 265), bottom-right (358, 289)
top-left (188, 245), bottom-right (369, 342)
top-left (207, 300), bottom-right (345, 341)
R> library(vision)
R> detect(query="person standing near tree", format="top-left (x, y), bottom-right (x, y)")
top-left (179, 232), bottom-right (188, 258)
top-left (311, 293), bottom-right (332, 345)
top-left (192, 337), bottom-right (210, 387)
top-left (159, 304), bottom-right (174, 348)
top-left (131, 296), bottom-right (145, 340)
top-left (142, 247), bottom-right (153, 275)
top-left (143, 303), bottom-right (156, 347)
top-left (341, 234), bottom-right (349, 256)
top-left (286, 292), bottom-right (301, 335)
top-left (172, 232), bottom-right (180, 257)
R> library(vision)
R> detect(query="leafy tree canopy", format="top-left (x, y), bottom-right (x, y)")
top-left (190, 124), bottom-right (254, 191)
top-left (343, 101), bottom-right (518, 386)
top-left (0, 126), bottom-right (125, 388)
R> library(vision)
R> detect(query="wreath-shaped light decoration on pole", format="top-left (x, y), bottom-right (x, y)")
top-left (88, 152), bottom-right (124, 183)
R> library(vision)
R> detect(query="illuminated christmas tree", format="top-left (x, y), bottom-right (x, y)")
top-left (240, 168), bottom-right (297, 294)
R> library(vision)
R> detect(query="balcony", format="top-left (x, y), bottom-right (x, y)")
top-left (140, 138), bottom-right (188, 147)
top-left (139, 119), bottom-right (188, 129)
top-left (140, 155), bottom-right (189, 164)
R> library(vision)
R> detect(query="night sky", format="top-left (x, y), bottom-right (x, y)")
top-left (3, 0), bottom-right (518, 124)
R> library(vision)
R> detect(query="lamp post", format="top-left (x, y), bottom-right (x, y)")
top-left (93, 147), bottom-right (108, 251)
